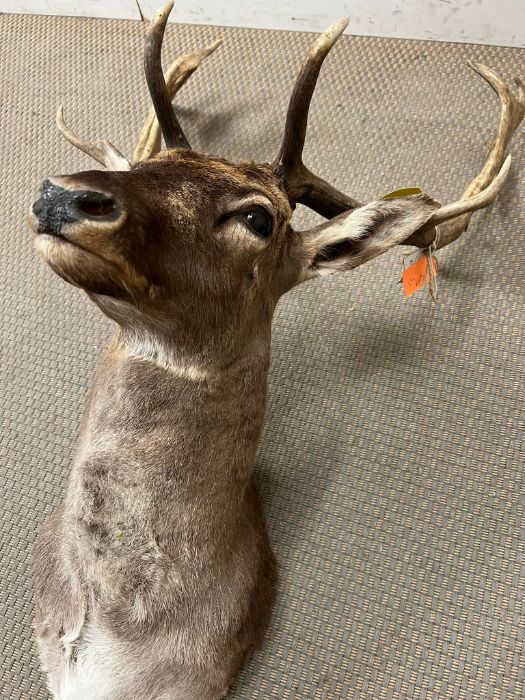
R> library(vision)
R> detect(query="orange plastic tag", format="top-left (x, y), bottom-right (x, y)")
top-left (402, 254), bottom-right (438, 298)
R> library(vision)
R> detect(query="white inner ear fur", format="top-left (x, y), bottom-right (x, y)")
top-left (300, 194), bottom-right (439, 279)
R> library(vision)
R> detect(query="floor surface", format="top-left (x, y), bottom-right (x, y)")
top-left (1, 13), bottom-right (524, 699)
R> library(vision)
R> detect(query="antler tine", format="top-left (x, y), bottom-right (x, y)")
top-left (56, 106), bottom-right (130, 171)
top-left (272, 18), bottom-right (362, 214)
top-left (462, 62), bottom-right (524, 197)
top-left (406, 63), bottom-right (524, 250)
top-left (134, 38), bottom-right (222, 162)
top-left (273, 18), bottom-right (348, 171)
top-left (144, 0), bottom-right (190, 150)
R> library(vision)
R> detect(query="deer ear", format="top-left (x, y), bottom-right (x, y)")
top-left (299, 194), bottom-right (439, 281)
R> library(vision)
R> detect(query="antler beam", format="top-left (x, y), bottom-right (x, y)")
top-left (406, 63), bottom-right (524, 249)
top-left (134, 38), bottom-right (222, 161)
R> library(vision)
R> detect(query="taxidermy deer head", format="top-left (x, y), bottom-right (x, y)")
top-left (28, 3), bottom-right (523, 699)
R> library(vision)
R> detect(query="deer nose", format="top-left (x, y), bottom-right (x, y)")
top-left (32, 180), bottom-right (121, 235)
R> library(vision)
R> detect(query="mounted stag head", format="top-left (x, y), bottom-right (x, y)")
top-left (30, 4), bottom-right (524, 336)
top-left (29, 3), bottom-right (523, 699)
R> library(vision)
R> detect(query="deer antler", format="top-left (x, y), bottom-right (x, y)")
top-left (55, 106), bottom-right (130, 171)
top-left (144, 0), bottom-right (193, 150)
top-left (406, 63), bottom-right (524, 249)
top-left (136, 12), bottom-right (522, 254)
top-left (134, 38), bottom-right (222, 161)
top-left (271, 19), bottom-right (362, 216)
top-left (274, 27), bottom-right (523, 253)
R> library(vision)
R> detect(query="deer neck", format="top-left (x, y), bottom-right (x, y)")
top-left (67, 324), bottom-right (272, 540)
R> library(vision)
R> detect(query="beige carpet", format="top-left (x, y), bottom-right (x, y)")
top-left (1, 13), bottom-right (524, 699)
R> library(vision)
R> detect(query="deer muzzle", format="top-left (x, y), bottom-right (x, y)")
top-left (31, 179), bottom-right (122, 236)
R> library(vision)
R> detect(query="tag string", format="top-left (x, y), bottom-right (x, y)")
top-left (426, 225), bottom-right (440, 303)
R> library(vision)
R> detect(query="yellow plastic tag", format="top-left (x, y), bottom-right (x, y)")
top-left (382, 187), bottom-right (422, 200)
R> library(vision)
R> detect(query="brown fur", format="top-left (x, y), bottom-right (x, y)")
top-left (30, 150), bottom-right (438, 699)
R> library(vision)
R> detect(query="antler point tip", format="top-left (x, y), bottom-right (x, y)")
top-left (155, 1), bottom-right (174, 22)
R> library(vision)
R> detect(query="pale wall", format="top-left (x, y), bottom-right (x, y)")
top-left (1, 0), bottom-right (523, 48)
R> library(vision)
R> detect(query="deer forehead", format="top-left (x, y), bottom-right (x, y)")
top-left (135, 151), bottom-right (293, 220)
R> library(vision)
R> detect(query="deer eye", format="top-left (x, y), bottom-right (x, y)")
top-left (241, 208), bottom-right (273, 238)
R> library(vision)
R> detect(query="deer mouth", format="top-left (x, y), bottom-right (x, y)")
top-left (29, 208), bottom-right (119, 276)
top-left (31, 226), bottom-right (104, 262)
top-left (30, 224), bottom-right (145, 297)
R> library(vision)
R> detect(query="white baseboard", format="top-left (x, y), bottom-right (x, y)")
top-left (0, 0), bottom-right (139, 20)
top-left (1, 0), bottom-right (523, 48)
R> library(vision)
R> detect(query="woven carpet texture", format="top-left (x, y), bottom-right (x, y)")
top-left (1, 13), bottom-right (524, 700)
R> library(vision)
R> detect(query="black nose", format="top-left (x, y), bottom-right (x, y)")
top-left (32, 180), bottom-right (121, 235)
